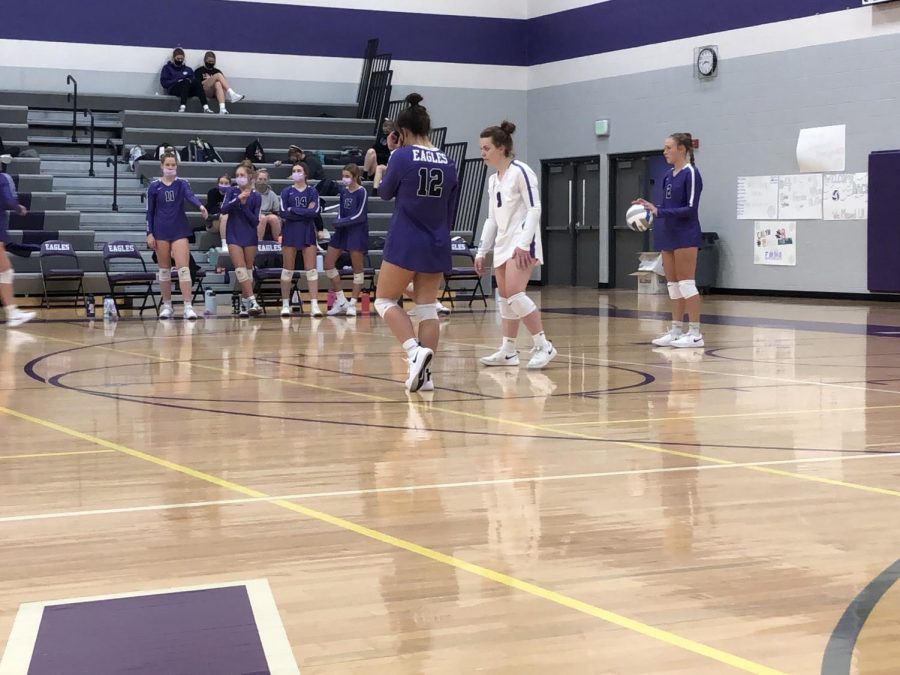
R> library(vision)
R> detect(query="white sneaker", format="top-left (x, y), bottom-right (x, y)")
top-left (280, 305), bottom-right (291, 317)
top-left (177, 105), bottom-right (186, 113)
top-left (405, 345), bottom-right (433, 392)
top-left (183, 305), bottom-right (198, 320)
top-left (436, 302), bottom-right (451, 316)
top-left (158, 304), bottom-right (174, 320)
top-left (346, 303), bottom-right (357, 317)
top-left (652, 329), bottom-right (683, 347)
top-left (238, 304), bottom-right (249, 318)
top-left (419, 369), bottom-right (434, 392)
top-left (228, 92), bottom-right (245, 103)
top-left (203, 105), bottom-right (215, 114)
top-left (480, 349), bottom-right (519, 367)
top-left (6, 310), bottom-right (35, 328)
top-left (527, 343), bottom-right (558, 369)
top-left (310, 302), bottom-right (323, 318)
top-left (219, 108), bottom-right (229, 115)
top-left (248, 300), bottom-right (263, 317)
top-left (327, 298), bottom-right (349, 316)
top-left (671, 333), bottom-right (704, 348)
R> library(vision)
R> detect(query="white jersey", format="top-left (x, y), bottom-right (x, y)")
top-left (477, 160), bottom-right (543, 266)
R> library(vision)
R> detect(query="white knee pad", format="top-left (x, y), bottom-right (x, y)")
top-left (306, 269), bottom-right (318, 282)
top-left (374, 297), bottom-right (398, 318)
top-left (414, 304), bottom-right (439, 321)
top-left (0, 268), bottom-right (13, 284)
top-left (678, 279), bottom-right (699, 299)
top-left (325, 267), bottom-right (340, 280)
top-left (667, 282), bottom-right (682, 300)
top-left (234, 266), bottom-right (250, 283)
top-left (158, 268), bottom-right (171, 283)
top-left (497, 296), bottom-right (517, 320)
top-left (178, 266), bottom-right (191, 283)
top-left (352, 272), bottom-right (365, 285)
top-left (507, 291), bottom-right (537, 319)
top-left (280, 268), bottom-right (293, 282)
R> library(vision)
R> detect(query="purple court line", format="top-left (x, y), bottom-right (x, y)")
top-left (703, 346), bottom-right (900, 370)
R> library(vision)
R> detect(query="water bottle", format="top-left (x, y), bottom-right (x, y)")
top-left (204, 289), bottom-right (216, 316)
top-left (232, 291), bottom-right (241, 315)
top-left (360, 292), bottom-right (370, 314)
top-left (103, 295), bottom-right (118, 320)
top-left (85, 294), bottom-right (95, 318)
top-left (327, 289), bottom-right (336, 310)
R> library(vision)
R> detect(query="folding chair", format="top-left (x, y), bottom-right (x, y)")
top-left (441, 236), bottom-right (487, 308)
top-left (103, 240), bottom-right (158, 316)
top-left (252, 240), bottom-right (305, 313)
top-left (337, 251), bottom-right (376, 294)
top-left (39, 239), bottom-right (85, 309)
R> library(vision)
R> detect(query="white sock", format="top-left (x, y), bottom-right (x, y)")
top-left (248, 295), bottom-right (257, 305)
top-left (337, 289), bottom-right (346, 301)
top-left (163, 301), bottom-right (173, 309)
top-left (670, 321), bottom-right (683, 334)
top-left (219, 102), bottom-right (227, 112)
top-left (688, 322), bottom-right (701, 336)
top-left (348, 297), bottom-right (357, 306)
top-left (184, 302), bottom-right (192, 309)
top-left (501, 336), bottom-right (517, 353)
top-left (532, 331), bottom-right (549, 349)
top-left (402, 338), bottom-right (419, 357)
top-left (282, 298), bottom-right (289, 307)
top-left (203, 104), bottom-right (212, 112)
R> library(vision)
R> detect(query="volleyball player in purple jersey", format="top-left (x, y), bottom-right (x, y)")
top-left (633, 132), bottom-right (705, 348)
top-left (279, 162), bottom-right (322, 317)
top-left (325, 164), bottom-right (368, 318)
top-left (221, 164), bottom-right (263, 317)
top-left (145, 153), bottom-right (209, 320)
top-left (375, 93), bottom-right (459, 393)
top-left (475, 121), bottom-right (557, 369)
top-left (0, 166), bottom-right (34, 327)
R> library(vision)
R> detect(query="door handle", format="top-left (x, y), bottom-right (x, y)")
top-left (568, 180), bottom-right (573, 230)
top-left (582, 179), bottom-right (586, 228)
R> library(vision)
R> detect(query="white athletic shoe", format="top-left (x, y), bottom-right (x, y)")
top-left (158, 304), bottom-right (174, 320)
top-left (405, 345), bottom-right (433, 392)
top-left (5, 310), bottom-right (35, 328)
top-left (238, 303), bottom-right (249, 318)
top-left (671, 333), bottom-right (704, 349)
top-left (436, 302), bottom-right (451, 316)
top-left (327, 298), bottom-right (349, 316)
top-left (419, 369), bottom-right (434, 392)
top-left (479, 349), bottom-right (519, 367)
top-left (345, 303), bottom-right (357, 317)
top-left (248, 300), bottom-right (263, 317)
top-left (183, 305), bottom-right (199, 320)
top-left (177, 105), bottom-right (186, 113)
top-left (652, 329), bottom-right (683, 347)
top-left (228, 92), bottom-right (245, 103)
top-left (203, 105), bottom-right (215, 114)
top-left (526, 343), bottom-right (558, 369)
top-left (219, 108), bottom-right (229, 115)
top-left (310, 302), bottom-right (324, 318)
top-left (280, 304), bottom-right (291, 318)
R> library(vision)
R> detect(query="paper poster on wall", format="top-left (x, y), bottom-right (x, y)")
top-left (754, 221), bottom-right (797, 266)
top-left (736, 176), bottom-right (779, 220)
top-left (796, 124), bottom-right (845, 172)
top-left (778, 174), bottom-right (823, 219)
top-left (823, 172), bottom-right (868, 221)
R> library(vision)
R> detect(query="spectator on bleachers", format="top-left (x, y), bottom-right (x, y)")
top-left (160, 48), bottom-right (213, 114)
top-left (275, 146), bottom-right (324, 180)
top-left (195, 51), bottom-right (245, 115)
top-left (364, 119), bottom-right (393, 189)
top-left (0, 166), bottom-right (35, 327)
top-left (206, 174), bottom-right (231, 235)
top-left (255, 169), bottom-right (282, 241)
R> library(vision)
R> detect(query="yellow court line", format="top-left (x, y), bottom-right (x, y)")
top-left (546, 403), bottom-right (900, 428)
top-left (27, 330), bottom-right (900, 503)
top-left (0, 449), bottom-right (115, 461)
top-left (0, 403), bottom-right (783, 675)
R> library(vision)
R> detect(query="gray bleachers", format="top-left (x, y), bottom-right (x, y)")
top-left (0, 124), bottom-right (29, 143)
top-left (12, 174), bottom-right (53, 192)
top-left (0, 105), bottom-right (28, 125)
top-left (123, 111), bottom-right (375, 137)
top-left (123, 127), bottom-right (372, 153)
top-left (6, 229), bottom-right (95, 250)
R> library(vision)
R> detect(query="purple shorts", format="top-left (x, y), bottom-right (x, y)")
top-left (282, 222), bottom-right (317, 249)
top-left (329, 223), bottom-right (368, 253)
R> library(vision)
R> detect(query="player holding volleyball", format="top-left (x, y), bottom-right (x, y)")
top-left (375, 93), bottom-right (459, 393)
top-left (632, 132), bottom-right (705, 348)
top-left (474, 121), bottom-right (557, 369)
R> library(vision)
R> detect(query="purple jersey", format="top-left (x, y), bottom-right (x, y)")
top-left (146, 178), bottom-right (202, 242)
top-left (279, 185), bottom-right (319, 249)
top-left (334, 186), bottom-right (368, 228)
top-left (654, 164), bottom-right (703, 251)
top-left (221, 187), bottom-right (262, 248)
top-left (0, 173), bottom-right (20, 243)
top-left (379, 145), bottom-right (459, 274)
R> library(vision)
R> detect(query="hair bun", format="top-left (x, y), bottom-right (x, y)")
top-left (499, 120), bottom-right (516, 136)
top-left (405, 93), bottom-right (424, 108)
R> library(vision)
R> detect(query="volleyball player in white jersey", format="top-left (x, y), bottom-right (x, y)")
top-left (475, 122), bottom-right (557, 369)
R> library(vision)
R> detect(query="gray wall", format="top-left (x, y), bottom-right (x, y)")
top-left (527, 35), bottom-right (900, 292)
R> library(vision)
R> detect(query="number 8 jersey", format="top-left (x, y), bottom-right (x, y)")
top-left (379, 144), bottom-right (459, 274)
top-left (476, 160), bottom-right (542, 267)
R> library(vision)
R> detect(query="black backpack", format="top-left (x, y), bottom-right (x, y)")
top-left (245, 138), bottom-right (266, 163)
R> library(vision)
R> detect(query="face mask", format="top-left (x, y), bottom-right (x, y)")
top-left (163, 167), bottom-right (177, 177)
top-left (257, 181), bottom-right (269, 192)
top-left (174, 59), bottom-right (184, 66)
top-left (218, 184), bottom-right (229, 194)
top-left (291, 172), bottom-right (305, 182)
top-left (341, 177), bottom-right (353, 186)
top-left (235, 175), bottom-right (249, 187)
top-left (206, 61), bottom-right (215, 68)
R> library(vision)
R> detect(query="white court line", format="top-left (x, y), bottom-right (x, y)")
top-left (0, 579), bottom-right (299, 675)
top-left (2, 451), bottom-right (900, 526)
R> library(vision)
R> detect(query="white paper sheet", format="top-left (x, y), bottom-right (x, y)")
top-left (736, 175), bottom-right (779, 220)
top-left (754, 221), bottom-right (797, 266)
top-left (823, 172), bottom-right (868, 221)
top-left (797, 124), bottom-right (846, 172)
top-left (778, 174), bottom-right (823, 220)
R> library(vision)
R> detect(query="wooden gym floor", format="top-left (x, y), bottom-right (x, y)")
top-left (1, 287), bottom-right (899, 674)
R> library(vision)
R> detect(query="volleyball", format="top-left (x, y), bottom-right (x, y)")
top-left (625, 204), bottom-right (653, 232)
